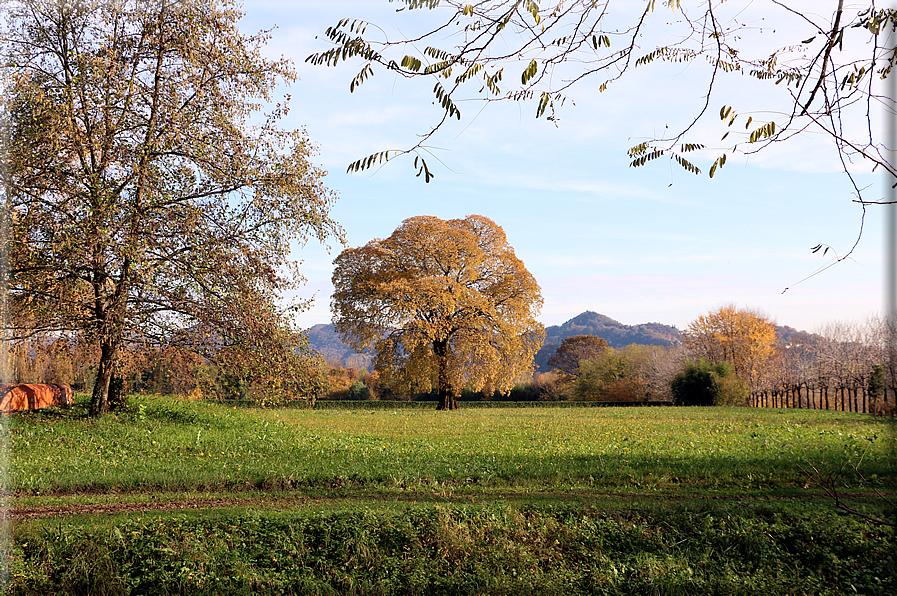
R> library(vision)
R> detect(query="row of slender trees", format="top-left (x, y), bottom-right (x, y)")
top-left (747, 318), bottom-right (896, 414)
top-left (529, 307), bottom-right (895, 413)
top-left (677, 307), bottom-right (895, 413)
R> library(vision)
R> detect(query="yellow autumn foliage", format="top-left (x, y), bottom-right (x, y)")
top-left (331, 215), bottom-right (544, 409)
top-left (684, 304), bottom-right (776, 389)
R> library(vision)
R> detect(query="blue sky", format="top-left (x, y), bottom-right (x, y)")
top-left (238, 1), bottom-right (889, 333)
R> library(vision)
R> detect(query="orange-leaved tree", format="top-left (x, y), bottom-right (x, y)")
top-left (331, 215), bottom-right (544, 410)
top-left (684, 305), bottom-right (776, 391)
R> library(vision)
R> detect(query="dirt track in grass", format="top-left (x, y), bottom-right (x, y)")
top-left (6, 489), bottom-right (893, 520)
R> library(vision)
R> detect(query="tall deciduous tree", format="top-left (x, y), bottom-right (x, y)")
top-left (1, 0), bottom-right (342, 415)
top-left (331, 215), bottom-right (544, 410)
top-left (684, 305), bottom-right (776, 390)
top-left (547, 334), bottom-right (609, 377)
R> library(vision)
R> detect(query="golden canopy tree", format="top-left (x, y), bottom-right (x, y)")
top-left (684, 305), bottom-right (776, 390)
top-left (1, 0), bottom-right (342, 415)
top-left (331, 215), bottom-right (544, 410)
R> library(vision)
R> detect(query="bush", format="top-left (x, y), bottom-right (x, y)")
top-left (671, 359), bottom-right (746, 406)
top-left (575, 350), bottom-right (652, 402)
top-left (869, 364), bottom-right (887, 401)
top-left (597, 378), bottom-right (642, 402)
top-left (716, 373), bottom-right (749, 406)
top-left (348, 380), bottom-right (373, 400)
top-left (506, 383), bottom-right (540, 401)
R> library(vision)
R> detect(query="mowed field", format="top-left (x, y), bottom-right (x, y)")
top-left (3, 396), bottom-right (895, 595)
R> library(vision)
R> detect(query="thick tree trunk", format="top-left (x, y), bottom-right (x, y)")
top-left (90, 340), bottom-right (117, 417)
top-left (433, 339), bottom-right (459, 410)
top-left (437, 387), bottom-right (459, 410)
top-left (88, 255), bottom-right (130, 417)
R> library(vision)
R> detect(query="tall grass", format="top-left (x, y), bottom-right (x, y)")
top-left (8, 500), bottom-right (894, 595)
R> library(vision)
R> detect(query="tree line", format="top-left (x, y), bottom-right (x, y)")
top-left (3, 2), bottom-right (893, 416)
top-left (517, 306), bottom-right (895, 413)
top-left (0, 331), bottom-right (328, 406)
top-left (5, 299), bottom-right (894, 414)
top-left (748, 318), bottom-right (896, 414)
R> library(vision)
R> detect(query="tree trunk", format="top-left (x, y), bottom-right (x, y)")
top-left (433, 339), bottom-right (459, 410)
top-left (90, 340), bottom-right (118, 416)
top-left (87, 253), bottom-right (130, 417)
top-left (437, 387), bottom-right (459, 410)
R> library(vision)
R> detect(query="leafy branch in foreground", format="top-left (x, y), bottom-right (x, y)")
top-left (309, 1), bottom-right (896, 195)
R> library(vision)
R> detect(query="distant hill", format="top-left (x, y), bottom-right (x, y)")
top-left (534, 311), bottom-right (683, 371)
top-left (775, 325), bottom-right (820, 347)
top-left (306, 311), bottom-right (683, 370)
top-left (306, 312), bottom-right (819, 372)
top-left (305, 324), bottom-right (372, 369)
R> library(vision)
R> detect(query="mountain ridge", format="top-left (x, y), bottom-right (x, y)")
top-left (534, 311), bottom-right (683, 370)
top-left (306, 312), bottom-right (820, 371)
top-left (305, 313), bottom-right (818, 370)
top-left (305, 311), bottom-right (685, 369)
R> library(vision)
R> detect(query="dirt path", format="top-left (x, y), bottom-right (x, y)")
top-left (7, 489), bottom-right (891, 521)
top-left (6, 496), bottom-right (309, 520)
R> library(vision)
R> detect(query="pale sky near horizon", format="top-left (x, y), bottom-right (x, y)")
top-left (237, 1), bottom-right (891, 334)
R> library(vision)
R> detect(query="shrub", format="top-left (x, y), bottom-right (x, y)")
top-left (575, 350), bottom-right (638, 401)
top-left (671, 359), bottom-right (746, 406)
top-left (597, 378), bottom-right (642, 402)
top-left (348, 380), bottom-right (373, 400)
top-left (716, 373), bottom-right (749, 406)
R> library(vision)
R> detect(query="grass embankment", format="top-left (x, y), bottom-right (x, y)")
top-left (3, 395), bottom-right (895, 595)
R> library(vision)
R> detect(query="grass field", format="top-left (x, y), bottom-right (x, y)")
top-left (3, 395), bottom-right (895, 594)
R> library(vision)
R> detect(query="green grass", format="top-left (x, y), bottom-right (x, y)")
top-left (4, 394), bottom-right (893, 496)
top-left (3, 394), bottom-right (895, 595)
top-left (7, 500), bottom-right (894, 595)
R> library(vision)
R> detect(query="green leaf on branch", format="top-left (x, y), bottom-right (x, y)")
top-left (400, 55), bottom-right (422, 72)
top-left (522, 59), bottom-right (538, 84)
top-left (673, 154), bottom-right (701, 175)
